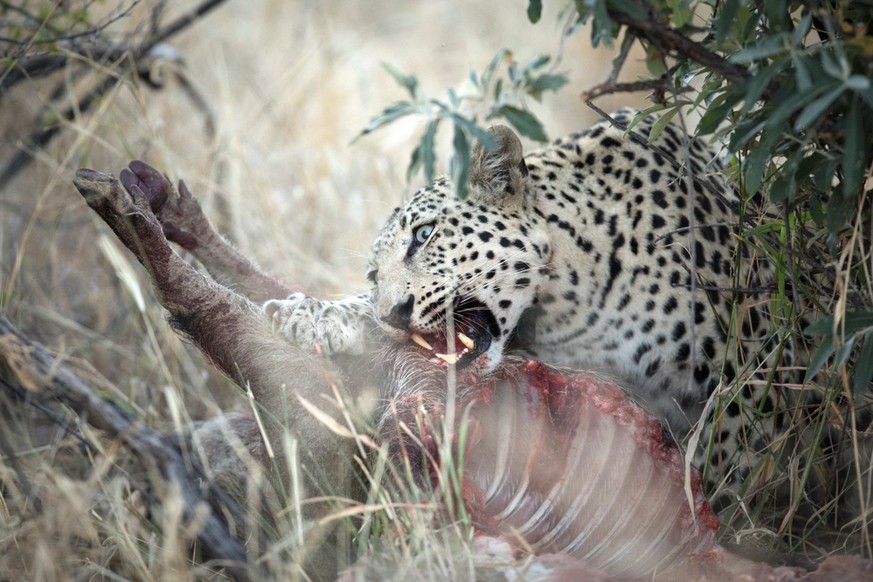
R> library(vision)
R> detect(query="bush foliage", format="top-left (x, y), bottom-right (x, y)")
top-left (370, 0), bottom-right (873, 400)
top-left (2, 0), bottom-right (872, 574)
top-left (364, 0), bottom-right (873, 551)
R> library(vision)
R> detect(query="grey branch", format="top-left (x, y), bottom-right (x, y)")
top-left (0, 315), bottom-right (255, 582)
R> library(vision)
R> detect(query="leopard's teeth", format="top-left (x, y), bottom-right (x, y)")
top-left (457, 332), bottom-right (475, 350)
top-left (411, 333), bottom-right (433, 351)
top-left (434, 352), bottom-right (459, 364)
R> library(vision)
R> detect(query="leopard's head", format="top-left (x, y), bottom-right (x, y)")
top-left (367, 126), bottom-right (551, 372)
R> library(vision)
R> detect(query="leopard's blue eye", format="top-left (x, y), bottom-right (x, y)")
top-left (413, 223), bottom-right (435, 245)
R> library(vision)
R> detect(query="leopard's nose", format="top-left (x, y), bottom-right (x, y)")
top-left (382, 294), bottom-right (414, 331)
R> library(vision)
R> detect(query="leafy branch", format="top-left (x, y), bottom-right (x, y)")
top-left (0, 0), bottom-right (230, 191)
top-left (557, 0), bottom-right (873, 396)
top-left (806, 312), bottom-right (873, 396)
top-left (359, 50), bottom-right (567, 198)
top-left (0, 315), bottom-right (255, 580)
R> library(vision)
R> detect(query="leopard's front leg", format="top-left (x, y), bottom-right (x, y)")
top-left (263, 293), bottom-right (373, 355)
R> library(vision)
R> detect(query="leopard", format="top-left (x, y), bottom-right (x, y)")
top-left (265, 109), bottom-right (806, 486)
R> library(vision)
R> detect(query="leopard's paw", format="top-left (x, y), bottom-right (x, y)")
top-left (264, 293), bottom-right (366, 355)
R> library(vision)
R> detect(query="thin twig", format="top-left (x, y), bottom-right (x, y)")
top-left (609, 9), bottom-right (750, 85)
top-left (0, 314), bottom-right (254, 581)
top-left (0, 40), bottom-right (131, 95)
top-left (582, 76), bottom-right (691, 102)
top-left (0, 69), bottom-right (123, 190)
top-left (0, 0), bottom-right (230, 191)
top-left (0, 414), bottom-right (43, 514)
top-left (673, 284), bottom-right (784, 295)
top-left (145, 0), bottom-right (227, 49)
top-left (606, 31), bottom-right (635, 85)
top-left (0, 0), bottom-right (146, 52)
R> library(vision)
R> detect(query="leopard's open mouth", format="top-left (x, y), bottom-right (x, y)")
top-left (408, 297), bottom-right (499, 369)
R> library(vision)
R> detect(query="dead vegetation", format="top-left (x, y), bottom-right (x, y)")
top-left (1, 0), bottom-right (871, 580)
top-left (0, 2), bottom-right (641, 579)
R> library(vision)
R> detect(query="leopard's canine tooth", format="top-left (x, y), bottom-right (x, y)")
top-left (411, 332), bottom-right (433, 351)
top-left (458, 332), bottom-right (475, 350)
top-left (434, 352), bottom-right (459, 364)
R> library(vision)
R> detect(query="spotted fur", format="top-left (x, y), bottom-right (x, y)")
top-left (266, 110), bottom-right (804, 482)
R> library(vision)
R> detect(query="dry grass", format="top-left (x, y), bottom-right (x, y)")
top-left (2, 0), bottom-right (870, 580)
top-left (0, 1), bottom-right (644, 579)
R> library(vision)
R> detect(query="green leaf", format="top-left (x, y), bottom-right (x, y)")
top-left (791, 53), bottom-right (812, 92)
top-left (507, 59), bottom-right (520, 84)
top-left (742, 146), bottom-right (770, 196)
top-left (448, 113), bottom-right (497, 151)
top-left (358, 101), bottom-right (417, 137)
top-left (481, 49), bottom-right (510, 90)
top-left (844, 311), bottom-right (873, 335)
top-left (647, 108), bottom-right (679, 143)
top-left (843, 97), bottom-right (864, 202)
top-left (728, 117), bottom-right (765, 151)
top-left (450, 125), bottom-right (471, 199)
top-left (790, 12), bottom-right (812, 48)
top-left (498, 105), bottom-right (548, 142)
top-left (644, 44), bottom-right (667, 78)
top-left (527, 0), bottom-right (542, 23)
top-left (805, 334), bottom-right (834, 383)
top-left (807, 312), bottom-right (873, 337)
top-left (827, 189), bottom-right (854, 234)
top-left (739, 62), bottom-right (780, 114)
top-left (697, 93), bottom-right (735, 136)
top-left (854, 334), bottom-right (873, 395)
top-left (381, 62), bottom-right (419, 98)
top-left (769, 148), bottom-right (803, 203)
top-left (493, 78), bottom-right (504, 101)
top-left (524, 55), bottom-right (551, 73)
top-left (766, 84), bottom-right (829, 129)
top-left (447, 87), bottom-right (459, 108)
top-left (588, 0), bottom-right (615, 47)
top-left (607, 0), bottom-right (649, 19)
top-left (740, 126), bottom-right (781, 195)
top-left (820, 51), bottom-right (846, 80)
top-left (854, 84), bottom-right (873, 109)
top-left (407, 144), bottom-right (422, 181)
top-left (813, 157), bottom-right (838, 192)
top-left (809, 194), bottom-right (825, 226)
top-left (574, 0), bottom-right (594, 23)
top-left (715, 0), bottom-right (740, 42)
top-left (628, 103), bottom-right (667, 132)
top-left (805, 316), bottom-right (834, 337)
top-left (729, 36), bottom-right (786, 64)
top-left (666, 0), bottom-right (693, 28)
top-left (467, 69), bottom-right (480, 92)
top-left (738, 4), bottom-right (763, 43)
top-left (835, 335), bottom-right (857, 368)
top-left (762, 0), bottom-right (788, 32)
top-left (528, 73), bottom-right (568, 100)
top-left (421, 119), bottom-right (439, 182)
top-left (794, 85), bottom-right (845, 131)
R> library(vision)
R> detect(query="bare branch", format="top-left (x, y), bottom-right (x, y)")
top-left (0, 314), bottom-right (254, 582)
top-left (609, 9), bottom-right (750, 85)
top-left (581, 75), bottom-right (691, 102)
top-left (0, 40), bottom-right (129, 95)
top-left (0, 0), bottom-right (147, 52)
top-left (0, 0), bottom-right (231, 191)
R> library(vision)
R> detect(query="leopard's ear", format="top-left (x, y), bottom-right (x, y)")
top-left (469, 125), bottom-right (528, 201)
